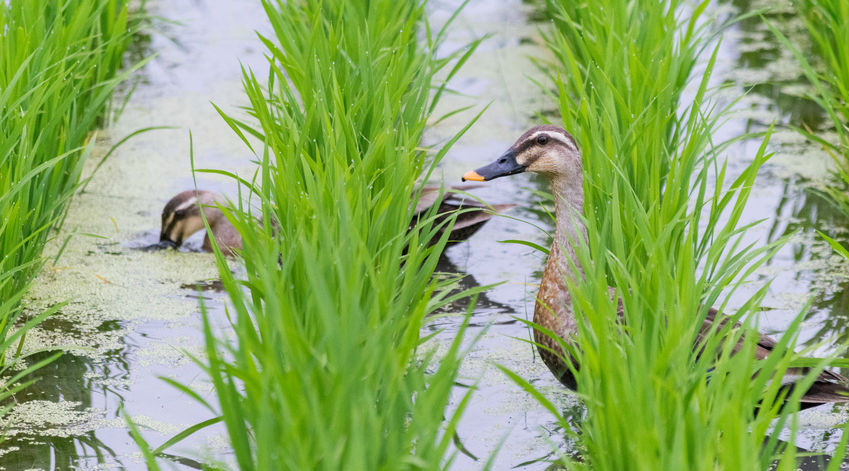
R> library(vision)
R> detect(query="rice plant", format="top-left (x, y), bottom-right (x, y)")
top-left (501, 0), bottom-right (849, 469)
top-left (775, 1), bottom-right (849, 218)
top-left (0, 1), bottom-right (143, 364)
top-left (137, 0), bottom-right (486, 469)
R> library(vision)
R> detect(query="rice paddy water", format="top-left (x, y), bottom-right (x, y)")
top-left (774, 0), bottom-right (849, 228)
top-left (0, 0), bottom-right (847, 469)
top-left (0, 0), bottom-right (141, 357)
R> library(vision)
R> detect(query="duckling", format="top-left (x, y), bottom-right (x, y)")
top-left (463, 125), bottom-right (849, 408)
top-left (154, 186), bottom-right (511, 254)
top-left (158, 190), bottom-right (242, 253)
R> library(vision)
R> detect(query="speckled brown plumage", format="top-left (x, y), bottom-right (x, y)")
top-left (467, 125), bottom-right (849, 408)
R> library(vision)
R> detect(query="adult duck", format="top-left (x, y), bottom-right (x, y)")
top-left (154, 186), bottom-right (512, 253)
top-left (463, 125), bottom-right (849, 408)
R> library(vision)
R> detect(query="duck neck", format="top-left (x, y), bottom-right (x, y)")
top-left (550, 174), bottom-right (586, 281)
top-left (531, 172), bottom-right (587, 374)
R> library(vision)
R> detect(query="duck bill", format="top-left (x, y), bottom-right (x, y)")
top-left (462, 150), bottom-right (526, 182)
top-left (159, 233), bottom-right (179, 249)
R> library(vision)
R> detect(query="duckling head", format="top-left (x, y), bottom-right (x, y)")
top-left (159, 190), bottom-right (225, 248)
top-left (462, 125), bottom-right (581, 182)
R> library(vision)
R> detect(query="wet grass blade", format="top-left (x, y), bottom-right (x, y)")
top-left (151, 416), bottom-right (224, 456)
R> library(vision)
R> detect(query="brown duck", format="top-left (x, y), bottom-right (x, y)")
top-left (155, 186), bottom-right (512, 253)
top-left (463, 125), bottom-right (849, 409)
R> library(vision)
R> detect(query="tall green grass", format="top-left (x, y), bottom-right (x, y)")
top-left (137, 0), bottom-right (485, 469)
top-left (775, 1), bottom-right (849, 218)
top-left (0, 1), bottom-right (142, 364)
top-left (506, 0), bottom-right (849, 469)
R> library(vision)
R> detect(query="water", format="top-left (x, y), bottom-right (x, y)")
top-left (0, 0), bottom-right (846, 469)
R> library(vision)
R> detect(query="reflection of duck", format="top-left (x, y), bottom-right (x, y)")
top-left (463, 125), bottom-right (849, 408)
top-left (153, 186), bottom-right (512, 253)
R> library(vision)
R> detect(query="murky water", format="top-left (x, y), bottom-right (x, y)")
top-left (0, 0), bottom-right (846, 470)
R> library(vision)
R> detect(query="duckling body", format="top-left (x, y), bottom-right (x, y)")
top-left (156, 186), bottom-right (509, 254)
top-left (464, 125), bottom-right (849, 408)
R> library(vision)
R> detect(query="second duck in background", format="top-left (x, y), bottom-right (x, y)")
top-left (152, 185), bottom-right (513, 254)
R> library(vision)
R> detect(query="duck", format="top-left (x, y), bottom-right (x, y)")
top-left (463, 124), bottom-right (849, 409)
top-left (157, 190), bottom-right (241, 253)
top-left (152, 185), bottom-right (512, 254)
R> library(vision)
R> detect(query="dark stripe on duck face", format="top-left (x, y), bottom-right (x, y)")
top-left (160, 205), bottom-right (201, 245)
top-left (517, 125), bottom-right (579, 152)
top-left (162, 218), bottom-right (182, 245)
top-left (511, 139), bottom-right (548, 168)
top-left (512, 139), bottom-right (540, 158)
top-left (511, 130), bottom-right (579, 164)
top-left (556, 130), bottom-right (578, 151)
top-left (162, 193), bottom-right (199, 216)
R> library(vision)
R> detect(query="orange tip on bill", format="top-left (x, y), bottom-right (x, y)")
top-left (462, 170), bottom-right (485, 182)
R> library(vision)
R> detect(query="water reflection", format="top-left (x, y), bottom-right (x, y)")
top-left (0, 432), bottom-right (119, 471)
top-left (723, 0), bottom-right (829, 129)
top-left (760, 180), bottom-right (849, 348)
top-left (0, 352), bottom-right (122, 470)
top-left (0, 316), bottom-right (131, 469)
top-left (432, 254), bottom-right (516, 320)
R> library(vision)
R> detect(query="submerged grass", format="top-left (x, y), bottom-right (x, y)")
top-left (0, 2), bottom-right (142, 362)
top-left (136, 0), bottom-right (486, 469)
top-left (508, 0), bottom-right (849, 469)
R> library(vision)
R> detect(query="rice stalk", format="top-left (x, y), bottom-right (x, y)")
top-left (138, 1), bottom-right (488, 469)
top-left (0, 0), bottom-right (143, 362)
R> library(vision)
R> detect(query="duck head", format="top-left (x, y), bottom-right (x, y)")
top-left (462, 125), bottom-right (581, 182)
top-left (159, 190), bottom-right (225, 248)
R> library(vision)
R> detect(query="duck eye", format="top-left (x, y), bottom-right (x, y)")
top-left (174, 209), bottom-right (186, 218)
top-left (536, 135), bottom-right (549, 145)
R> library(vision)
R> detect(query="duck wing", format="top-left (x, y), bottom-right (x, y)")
top-left (415, 184), bottom-right (485, 214)
top-left (699, 308), bottom-right (848, 408)
top-left (413, 185), bottom-right (514, 245)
